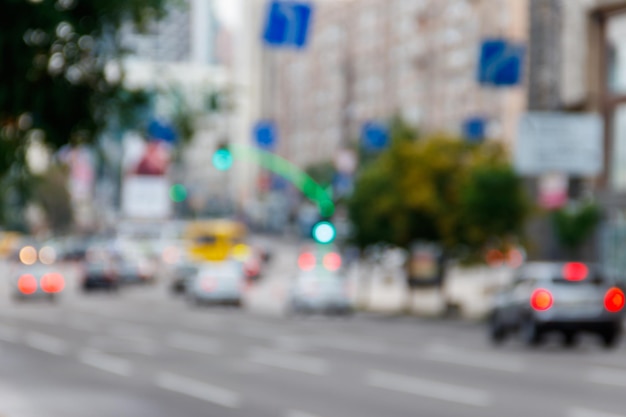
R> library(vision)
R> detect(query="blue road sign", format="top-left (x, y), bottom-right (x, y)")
top-left (478, 39), bottom-right (524, 86)
top-left (148, 119), bottom-right (177, 143)
top-left (262, 1), bottom-right (313, 49)
top-left (361, 122), bottom-right (389, 152)
top-left (253, 120), bottom-right (278, 150)
top-left (462, 117), bottom-right (487, 143)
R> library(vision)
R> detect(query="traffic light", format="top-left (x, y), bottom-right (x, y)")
top-left (169, 184), bottom-right (187, 202)
top-left (213, 144), bottom-right (233, 171)
top-left (312, 221), bottom-right (336, 244)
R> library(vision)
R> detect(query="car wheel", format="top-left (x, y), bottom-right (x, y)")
top-left (520, 318), bottom-right (543, 347)
top-left (562, 331), bottom-right (578, 348)
top-left (489, 312), bottom-right (507, 345)
top-left (601, 329), bottom-right (621, 349)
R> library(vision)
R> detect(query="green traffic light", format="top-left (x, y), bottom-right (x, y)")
top-left (213, 148), bottom-right (233, 171)
top-left (169, 184), bottom-right (187, 202)
top-left (312, 221), bottom-right (336, 244)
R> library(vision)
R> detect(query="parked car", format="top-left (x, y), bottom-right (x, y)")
top-left (11, 264), bottom-right (65, 302)
top-left (489, 262), bottom-right (624, 348)
top-left (288, 249), bottom-right (351, 315)
top-left (185, 261), bottom-right (246, 306)
top-left (81, 260), bottom-right (119, 292)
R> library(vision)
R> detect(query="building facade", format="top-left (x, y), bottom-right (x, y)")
top-left (268, 0), bottom-right (528, 169)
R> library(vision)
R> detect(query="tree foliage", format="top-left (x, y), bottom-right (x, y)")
top-left (551, 202), bottom-right (601, 251)
top-left (0, 0), bottom-right (168, 178)
top-left (347, 125), bottom-right (528, 257)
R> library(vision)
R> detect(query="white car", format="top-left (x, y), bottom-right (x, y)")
top-left (185, 261), bottom-right (246, 307)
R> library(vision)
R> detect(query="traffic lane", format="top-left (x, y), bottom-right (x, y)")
top-left (4, 312), bottom-right (622, 417)
top-left (0, 340), bottom-right (228, 417)
top-left (5, 290), bottom-right (626, 417)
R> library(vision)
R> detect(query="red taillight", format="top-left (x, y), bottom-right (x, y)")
top-left (18, 274), bottom-right (38, 295)
top-left (41, 273), bottom-right (65, 293)
top-left (530, 288), bottom-right (553, 311)
top-left (604, 287), bottom-right (625, 313)
top-left (322, 252), bottom-right (342, 271)
top-left (298, 253), bottom-right (316, 271)
top-left (563, 262), bottom-right (588, 281)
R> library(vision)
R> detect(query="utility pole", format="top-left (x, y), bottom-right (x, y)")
top-left (526, 0), bottom-right (563, 259)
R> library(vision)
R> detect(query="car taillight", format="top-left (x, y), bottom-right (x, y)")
top-left (298, 253), bottom-right (316, 271)
top-left (530, 288), bottom-right (553, 311)
top-left (563, 262), bottom-right (588, 281)
top-left (322, 253), bottom-right (342, 271)
top-left (18, 274), bottom-right (38, 294)
top-left (41, 273), bottom-right (65, 293)
top-left (604, 287), bottom-right (625, 313)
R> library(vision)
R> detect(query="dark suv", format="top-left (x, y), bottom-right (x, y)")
top-left (489, 262), bottom-right (624, 348)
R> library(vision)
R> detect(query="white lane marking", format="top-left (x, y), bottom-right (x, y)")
top-left (25, 332), bottom-right (68, 355)
top-left (0, 324), bottom-right (18, 342)
top-left (286, 410), bottom-right (323, 417)
top-left (79, 349), bottom-right (133, 377)
top-left (568, 407), bottom-right (626, 417)
top-left (314, 337), bottom-right (387, 355)
top-left (156, 372), bottom-right (241, 409)
top-left (588, 367), bottom-right (626, 387)
top-left (421, 344), bottom-right (524, 373)
top-left (167, 332), bottom-right (221, 355)
top-left (248, 348), bottom-right (329, 375)
top-left (366, 370), bottom-right (492, 407)
top-left (274, 335), bottom-right (310, 351)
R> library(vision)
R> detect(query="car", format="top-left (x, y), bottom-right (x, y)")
top-left (81, 260), bottom-right (119, 292)
top-left (289, 271), bottom-right (352, 315)
top-left (11, 264), bottom-right (65, 302)
top-left (170, 263), bottom-right (199, 294)
top-left (185, 261), bottom-right (246, 306)
top-left (488, 262), bottom-right (625, 348)
top-left (288, 250), bottom-right (352, 315)
top-left (114, 255), bottom-right (156, 285)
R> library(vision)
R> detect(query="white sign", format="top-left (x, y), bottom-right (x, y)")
top-left (514, 112), bottom-right (603, 176)
top-left (122, 176), bottom-right (171, 220)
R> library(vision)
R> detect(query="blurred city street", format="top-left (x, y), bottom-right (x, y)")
top-left (1, 242), bottom-right (626, 417)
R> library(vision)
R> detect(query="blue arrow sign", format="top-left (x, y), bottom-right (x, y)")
top-left (361, 122), bottom-right (389, 152)
top-left (262, 1), bottom-right (313, 49)
top-left (478, 39), bottom-right (524, 86)
top-left (462, 117), bottom-right (487, 143)
top-left (147, 119), bottom-right (177, 143)
top-left (253, 120), bottom-right (278, 151)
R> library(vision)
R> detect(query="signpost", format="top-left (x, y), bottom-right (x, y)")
top-left (262, 1), bottom-right (313, 49)
top-left (361, 122), bottom-right (389, 152)
top-left (514, 112), bottom-right (604, 176)
top-left (253, 120), bottom-right (278, 151)
top-left (462, 117), bottom-right (487, 143)
top-left (478, 39), bottom-right (525, 86)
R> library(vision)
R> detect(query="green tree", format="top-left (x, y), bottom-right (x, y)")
top-left (0, 0), bottom-right (168, 179)
top-left (348, 125), bottom-right (528, 259)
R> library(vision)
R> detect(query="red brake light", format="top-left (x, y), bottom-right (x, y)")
top-left (604, 287), bottom-right (625, 313)
top-left (530, 288), bottom-right (553, 311)
top-left (41, 273), bottom-right (65, 293)
top-left (18, 274), bottom-right (38, 294)
top-left (322, 253), bottom-right (342, 271)
top-left (298, 253), bottom-right (316, 271)
top-left (563, 262), bottom-right (588, 281)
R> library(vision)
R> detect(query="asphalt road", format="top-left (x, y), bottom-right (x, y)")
top-left (2, 261), bottom-right (626, 417)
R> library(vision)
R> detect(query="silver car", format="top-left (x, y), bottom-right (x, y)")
top-left (289, 270), bottom-right (352, 315)
top-left (489, 262), bottom-right (624, 348)
top-left (12, 264), bottom-right (65, 302)
top-left (185, 261), bottom-right (246, 307)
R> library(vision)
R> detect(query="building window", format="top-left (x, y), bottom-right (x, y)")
top-left (602, 10), bottom-right (626, 191)
top-left (607, 13), bottom-right (626, 95)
